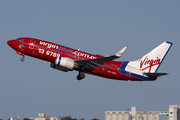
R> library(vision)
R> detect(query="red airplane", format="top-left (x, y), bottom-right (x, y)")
top-left (7, 38), bottom-right (172, 81)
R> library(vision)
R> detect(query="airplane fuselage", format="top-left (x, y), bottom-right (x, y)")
top-left (7, 37), bottom-right (172, 81)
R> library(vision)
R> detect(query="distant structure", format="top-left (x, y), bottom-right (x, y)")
top-left (29, 113), bottom-right (61, 120)
top-left (38, 113), bottom-right (46, 118)
top-left (160, 105), bottom-right (180, 120)
top-left (9, 117), bottom-right (14, 120)
top-left (16, 116), bottom-right (21, 120)
top-left (105, 105), bottom-right (180, 120)
top-left (105, 107), bottom-right (159, 120)
top-left (78, 113), bottom-right (82, 120)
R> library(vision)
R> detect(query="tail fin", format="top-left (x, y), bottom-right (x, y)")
top-left (127, 41), bottom-right (173, 75)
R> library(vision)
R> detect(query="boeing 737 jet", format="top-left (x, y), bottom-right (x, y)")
top-left (7, 38), bottom-right (172, 81)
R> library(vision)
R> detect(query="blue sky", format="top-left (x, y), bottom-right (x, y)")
top-left (0, 1), bottom-right (180, 120)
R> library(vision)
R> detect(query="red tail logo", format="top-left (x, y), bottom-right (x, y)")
top-left (138, 55), bottom-right (161, 72)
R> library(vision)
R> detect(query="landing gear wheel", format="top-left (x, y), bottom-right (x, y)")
top-left (77, 72), bottom-right (85, 80)
top-left (21, 57), bottom-right (25, 62)
top-left (77, 76), bottom-right (82, 80)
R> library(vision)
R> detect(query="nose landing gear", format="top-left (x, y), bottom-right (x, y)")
top-left (21, 57), bottom-right (25, 62)
top-left (16, 51), bottom-right (25, 62)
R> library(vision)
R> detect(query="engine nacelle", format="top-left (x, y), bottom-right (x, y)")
top-left (55, 56), bottom-right (75, 70)
top-left (51, 63), bottom-right (69, 72)
top-left (51, 56), bottom-right (75, 72)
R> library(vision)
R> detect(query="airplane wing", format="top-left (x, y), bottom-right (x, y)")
top-left (75, 46), bottom-right (127, 70)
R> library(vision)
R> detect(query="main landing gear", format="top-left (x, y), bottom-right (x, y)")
top-left (77, 72), bottom-right (85, 80)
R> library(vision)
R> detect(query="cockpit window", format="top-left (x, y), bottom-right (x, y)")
top-left (16, 38), bottom-right (24, 42)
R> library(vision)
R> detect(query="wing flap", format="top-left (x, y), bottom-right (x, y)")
top-left (86, 63), bottom-right (99, 69)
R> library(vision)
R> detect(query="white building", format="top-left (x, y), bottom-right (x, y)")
top-left (105, 107), bottom-right (159, 120)
top-left (160, 105), bottom-right (180, 120)
top-left (32, 113), bottom-right (61, 120)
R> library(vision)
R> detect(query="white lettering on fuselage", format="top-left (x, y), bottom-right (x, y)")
top-left (73, 51), bottom-right (97, 59)
top-left (40, 41), bottom-right (73, 53)
top-left (40, 41), bottom-right (59, 49)
top-left (39, 41), bottom-right (97, 59)
top-left (38, 48), bottom-right (60, 57)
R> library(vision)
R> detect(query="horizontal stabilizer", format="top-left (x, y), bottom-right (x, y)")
top-left (143, 73), bottom-right (168, 77)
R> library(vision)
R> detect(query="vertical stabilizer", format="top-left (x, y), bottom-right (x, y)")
top-left (126, 41), bottom-right (173, 74)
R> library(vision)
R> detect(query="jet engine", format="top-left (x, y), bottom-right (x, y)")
top-left (50, 56), bottom-right (76, 72)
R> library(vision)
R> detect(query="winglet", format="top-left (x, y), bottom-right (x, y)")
top-left (116, 46), bottom-right (128, 57)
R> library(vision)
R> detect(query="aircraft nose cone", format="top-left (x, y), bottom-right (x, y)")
top-left (7, 40), bottom-right (14, 46)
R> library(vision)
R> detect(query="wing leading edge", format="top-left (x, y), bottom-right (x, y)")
top-left (75, 46), bottom-right (127, 70)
